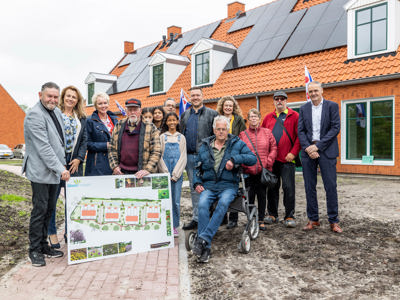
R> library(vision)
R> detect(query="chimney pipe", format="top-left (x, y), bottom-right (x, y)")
top-left (227, 1), bottom-right (245, 19)
top-left (124, 41), bottom-right (134, 54)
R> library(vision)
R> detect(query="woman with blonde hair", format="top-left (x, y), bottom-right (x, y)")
top-left (48, 85), bottom-right (88, 247)
top-left (85, 92), bottom-right (118, 176)
top-left (216, 95), bottom-right (246, 229)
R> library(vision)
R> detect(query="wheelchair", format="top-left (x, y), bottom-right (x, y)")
top-left (185, 172), bottom-right (259, 254)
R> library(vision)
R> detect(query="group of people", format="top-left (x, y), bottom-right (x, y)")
top-left (23, 80), bottom-right (341, 266)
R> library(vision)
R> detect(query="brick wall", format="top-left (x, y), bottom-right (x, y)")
top-left (0, 85), bottom-right (25, 148)
top-left (235, 79), bottom-right (400, 176)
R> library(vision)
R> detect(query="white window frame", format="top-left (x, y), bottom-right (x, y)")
top-left (150, 63), bottom-right (165, 95)
top-left (194, 51), bottom-right (211, 86)
top-left (346, 0), bottom-right (400, 60)
top-left (340, 96), bottom-right (395, 166)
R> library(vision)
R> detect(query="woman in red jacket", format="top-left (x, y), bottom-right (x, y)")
top-left (239, 109), bottom-right (277, 231)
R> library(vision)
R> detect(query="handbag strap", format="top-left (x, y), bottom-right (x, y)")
top-left (244, 131), bottom-right (263, 168)
top-left (273, 115), bottom-right (294, 147)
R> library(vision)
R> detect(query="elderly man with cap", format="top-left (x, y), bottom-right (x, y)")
top-left (108, 98), bottom-right (161, 178)
top-left (262, 91), bottom-right (301, 228)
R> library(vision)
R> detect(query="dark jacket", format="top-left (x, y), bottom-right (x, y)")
top-left (298, 99), bottom-right (340, 159)
top-left (180, 106), bottom-right (218, 153)
top-left (193, 134), bottom-right (256, 191)
top-left (70, 117), bottom-right (88, 176)
top-left (231, 114), bottom-right (246, 136)
top-left (85, 110), bottom-right (118, 176)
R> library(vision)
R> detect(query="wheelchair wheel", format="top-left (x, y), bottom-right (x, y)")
top-left (185, 231), bottom-right (196, 251)
top-left (238, 232), bottom-right (251, 254)
top-left (249, 214), bottom-right (259, 240)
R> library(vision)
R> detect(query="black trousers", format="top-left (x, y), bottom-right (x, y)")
top-left (229, 173), bottom-right (266, 222)
top-left (29, 182), bottom-right (59, 253)
top-left (266, 161), bottom-right (296, 220)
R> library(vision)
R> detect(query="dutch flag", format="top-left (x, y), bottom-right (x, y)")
top-left (179, 88), bottom-right (191, 118)
top-left (115, 100), bottom-right (126, 116)
top-left (305, 65), bottom-right (313, 101)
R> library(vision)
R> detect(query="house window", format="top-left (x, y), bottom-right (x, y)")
top-left (355, 3), bottom-right (387, 55)
top-left (345, 99), bottom-right (393, 161)
top-left (87, 83), bottom-right (94, 105)
top-left (195, 52), bottom-right (210, 85)
top-left (152, 64), bottom-right (164, 93)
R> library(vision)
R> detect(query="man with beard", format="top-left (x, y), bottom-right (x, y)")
top-left (108, 98), bottom-right (161, 178)
top-left (23, 82), bottom-right (70, 266)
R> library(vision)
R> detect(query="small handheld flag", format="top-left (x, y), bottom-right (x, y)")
top-left (179, 88), bottom-right (191, 118)
top-left (305, 66), bottom-right (313, 101)
top-left (115, 100), bottom-right (126, 116)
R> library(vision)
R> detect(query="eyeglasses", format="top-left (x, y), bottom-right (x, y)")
top-left (274, 97), bottom-right (286, 102)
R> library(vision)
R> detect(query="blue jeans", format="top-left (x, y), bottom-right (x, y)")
top-left (171, 176), bottom-right (183, 228)
top-left (198, 188), bottom-right (237, 248)
top-left (186, 154), bottom-right (200, 222)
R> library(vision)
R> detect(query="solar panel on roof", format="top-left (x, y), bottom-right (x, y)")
top-left (166, 21), bottom-right (219, 55)
top-left (118, 43), bottom-right (158, 66)
top-left (231, 2), bottom-right (304, 67)
top-left (279, 0), bottom-right (348, 59)
top-left (300, 21), bottom-right (338, 54)
top-left (278, 27), bottom-right (313, 59)
top-left (228, 3), bottom-right (267, 33)
top-left (325, 14), bottom-right (347, 49)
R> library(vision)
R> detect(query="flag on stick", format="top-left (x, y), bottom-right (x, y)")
top-left (179, 88), bottom-right (191, 118)
top-left (115, 100), bottom-right (126, 116)
top-left (305, 66), bottom-right (313, 101)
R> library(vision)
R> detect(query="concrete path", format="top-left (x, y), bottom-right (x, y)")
top-left (0, 164), bottom-right (191, 299)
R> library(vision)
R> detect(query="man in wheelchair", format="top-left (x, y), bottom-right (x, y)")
top-left (192, 116), bottom-right (256, 263)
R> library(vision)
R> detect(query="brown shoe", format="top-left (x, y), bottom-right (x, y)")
top-left (330, 223), bottom-right (343, 233)
top-left (303, 220), bottom-right (321, 231)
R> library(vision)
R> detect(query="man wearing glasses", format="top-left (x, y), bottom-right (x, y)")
top-left (163, 98), bottom-right (176, 114)
top-left (262, 91), bottom-right (301, 228)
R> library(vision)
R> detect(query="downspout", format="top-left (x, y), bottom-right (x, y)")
top-left (256, 96), bottom-right (260, 111)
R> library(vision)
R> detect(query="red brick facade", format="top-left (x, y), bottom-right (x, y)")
top-left (0, 84), bottom-right (25, 148)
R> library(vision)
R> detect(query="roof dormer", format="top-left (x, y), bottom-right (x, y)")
top-left (189, 38), bottom-right (236, 87)
top-left (148, 51), bottom-right (190, 95)
top-left (84, 73), bottom-right (117, 106)
top-left (345, 0), bottom-right (400, 59)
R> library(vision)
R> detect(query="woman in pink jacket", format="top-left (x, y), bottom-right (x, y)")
top-left (239, 108), bottom-right (277, 231)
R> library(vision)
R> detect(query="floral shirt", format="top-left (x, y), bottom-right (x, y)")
top-left (62, 113), bottom-right (78, 153)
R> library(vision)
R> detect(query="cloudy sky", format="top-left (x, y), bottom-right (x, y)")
top-left (0, 0), bottom-right (270, 108)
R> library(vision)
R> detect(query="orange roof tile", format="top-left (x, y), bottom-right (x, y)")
top-left (293, 0), bottom-right (331, 11)
top-left (85, 0), bottom-right (400, 116)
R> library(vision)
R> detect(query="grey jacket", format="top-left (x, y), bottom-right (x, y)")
top-left (180, 106), bottom-right (218, 153)
top-left (22, 102), bottom-right (66, 184)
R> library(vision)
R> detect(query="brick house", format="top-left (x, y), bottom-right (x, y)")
top-left (0, 84), bottom-right (25, 148)
top-left (85, 0), bottom-right (400, 176)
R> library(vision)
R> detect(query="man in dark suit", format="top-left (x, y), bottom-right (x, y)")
top-left (298, 81), bottom-right (342, 233)
top-left (23, 82), bottom-right (71, 266)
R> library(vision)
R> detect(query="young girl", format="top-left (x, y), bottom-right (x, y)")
top-left (158, 112), bottom-right (187, 237)
top-left (152, 106), bottom-right (165, 130)
top-left (141, 107), bottom-right (153, 125)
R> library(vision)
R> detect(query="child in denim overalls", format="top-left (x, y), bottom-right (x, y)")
top-left (158, 112), bottom-right (187, 237)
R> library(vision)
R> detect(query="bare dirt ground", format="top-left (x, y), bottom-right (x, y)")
top-left (0, 170), bottom-right (64, 277)
top-left (181, 174), bottom-right (400, 299)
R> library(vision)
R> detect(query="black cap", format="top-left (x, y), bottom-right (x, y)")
top-left (125, 98), bottom-right (141, 107)
top-left (273, 91), bottom-right (288, 99)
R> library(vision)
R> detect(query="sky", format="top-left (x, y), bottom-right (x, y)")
top-left (0, 0), bottom-right (271, 108)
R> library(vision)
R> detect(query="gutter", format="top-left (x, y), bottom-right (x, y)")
top-left (203, 73), bottom-right (400, 103)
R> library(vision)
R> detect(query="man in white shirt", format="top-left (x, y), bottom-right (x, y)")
top-left (298, 81), bottom-right (342, 233)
